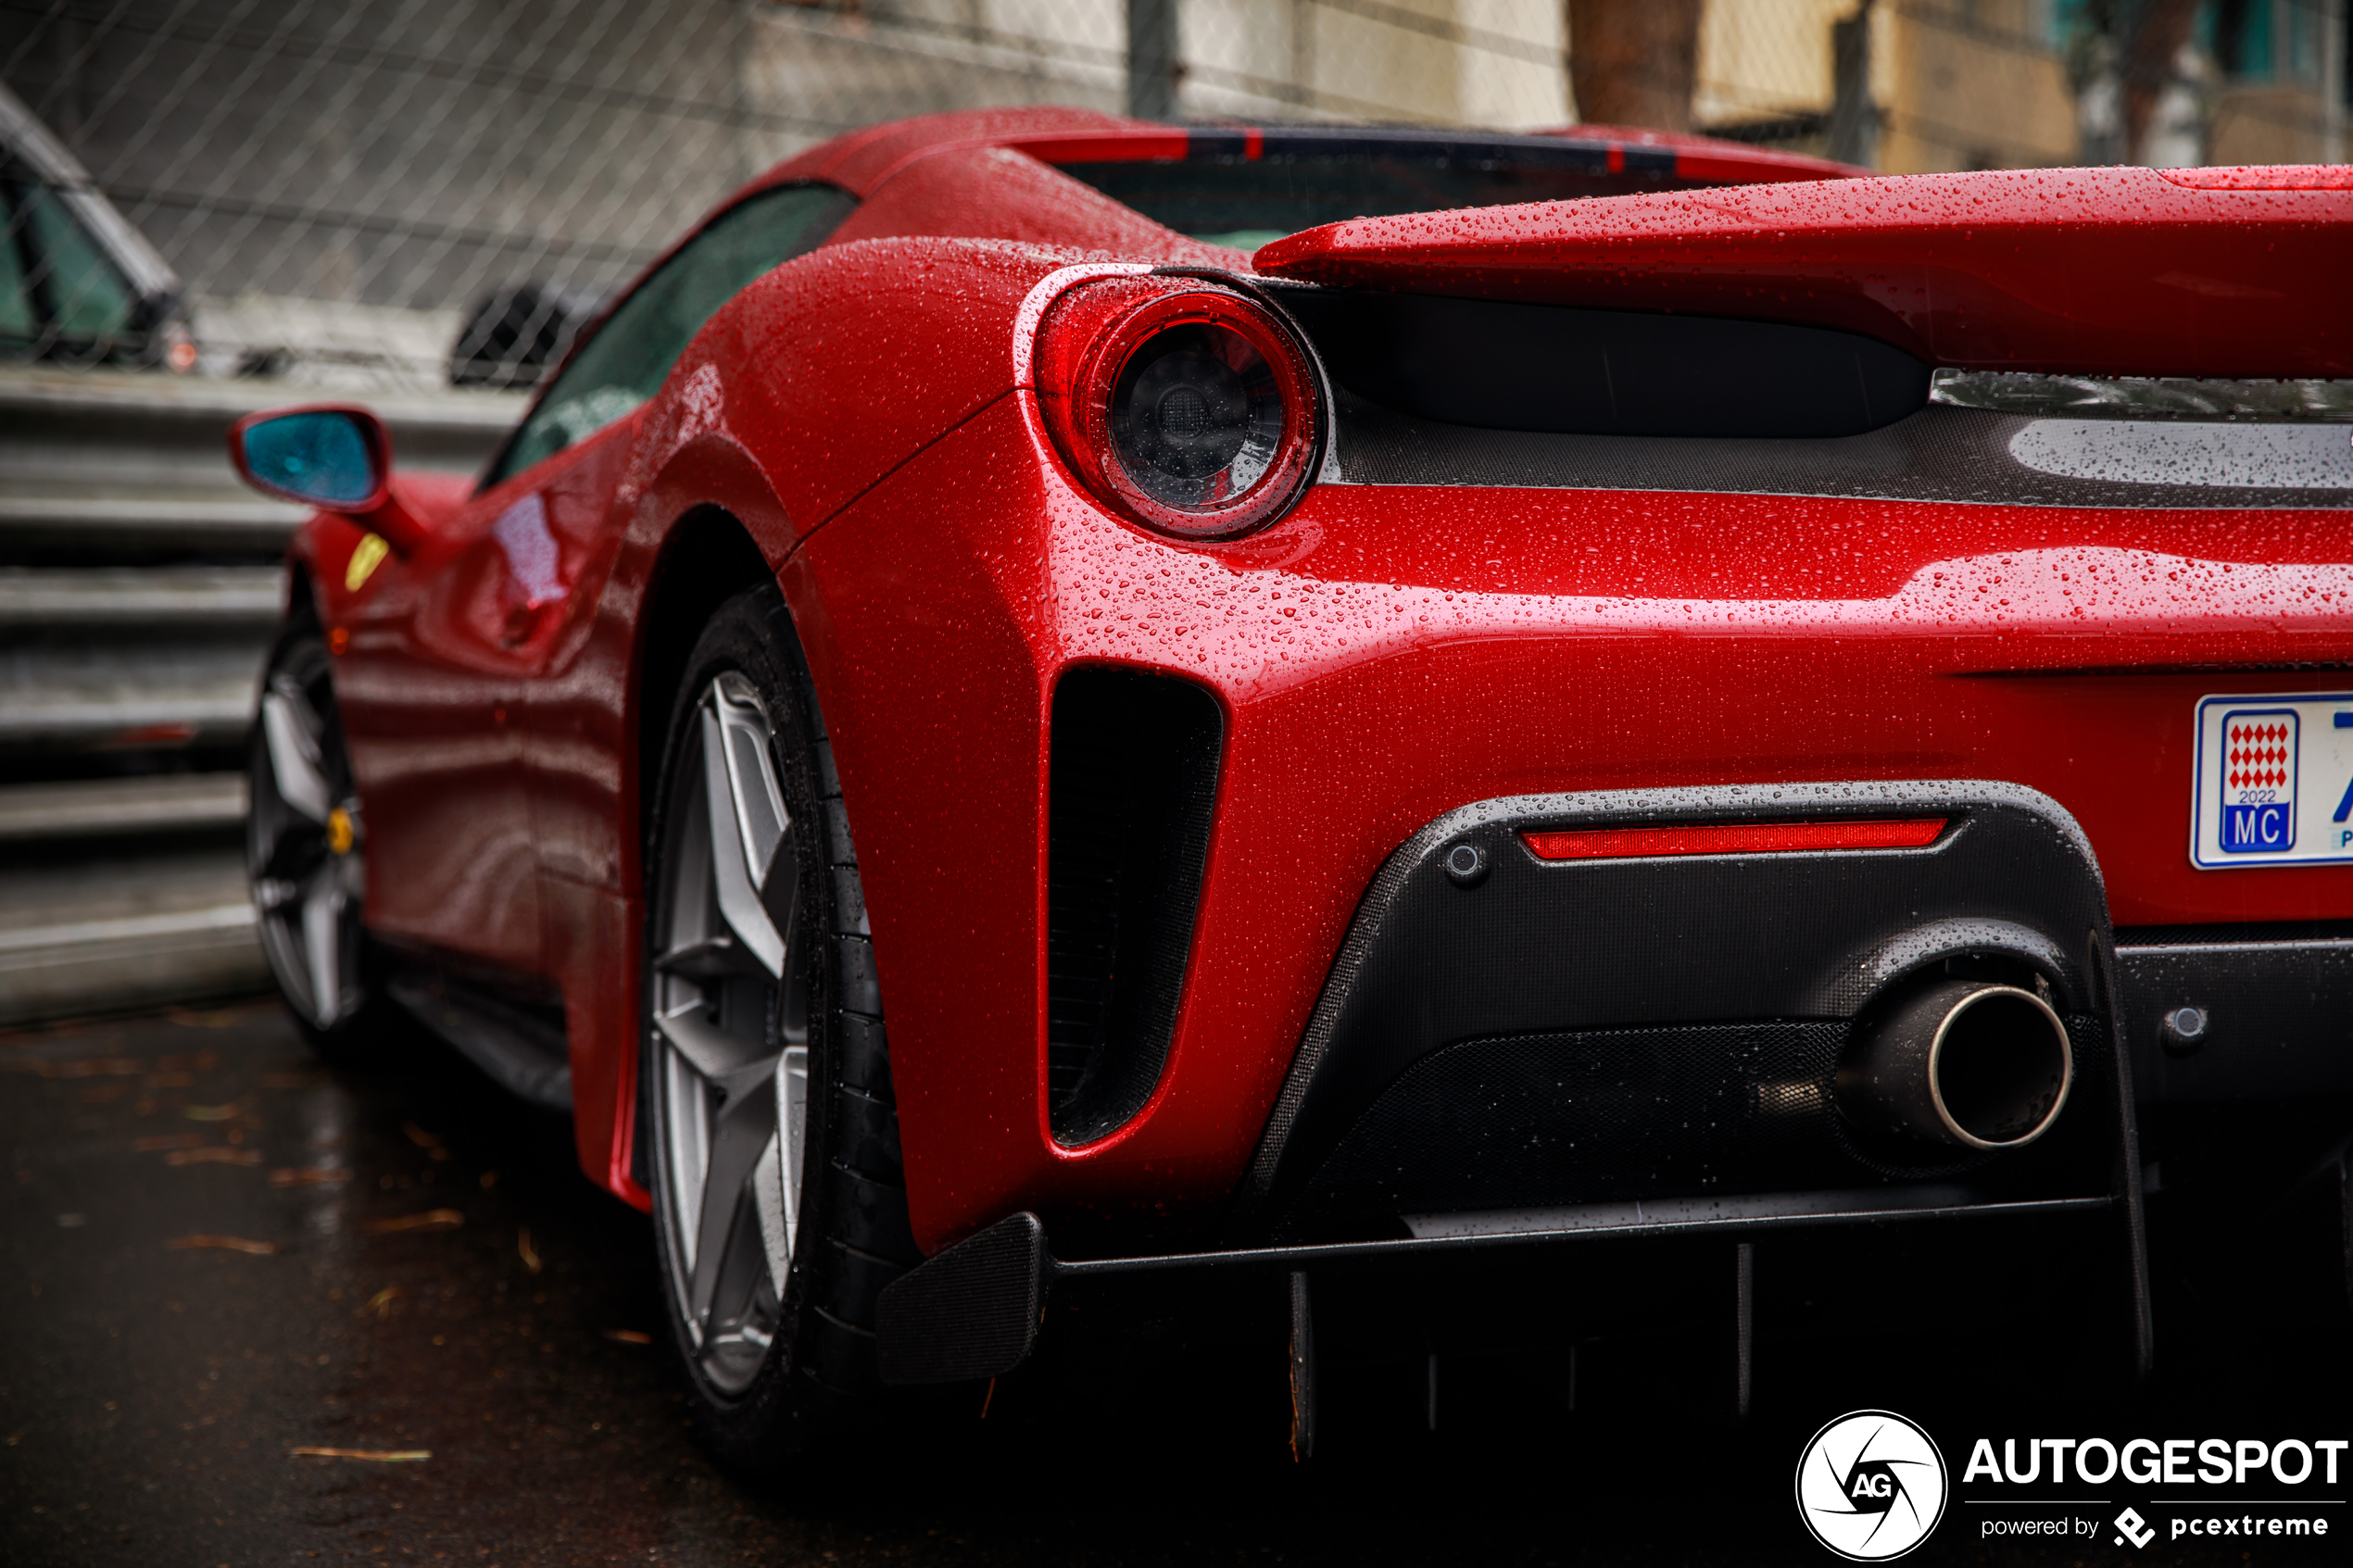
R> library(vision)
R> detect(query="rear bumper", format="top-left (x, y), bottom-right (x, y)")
top-left (811, 397), bottom-right (2353, 1253)
top-left (1238, 780), bottom-right (2131, 1244)
top-left (2119, 930), bottom-right (2353, 1101)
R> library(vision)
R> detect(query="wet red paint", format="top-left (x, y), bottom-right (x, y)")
top-left (1253, 164), bottom-right (2353, 377)
top-left (271, 108), bottom-right (2353, 1254)
top-left (2161, 164), bottom-right (2353, 191)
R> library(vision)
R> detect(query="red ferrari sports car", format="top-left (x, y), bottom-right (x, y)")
top-left (232, 107), bottom-right (2353, 1461)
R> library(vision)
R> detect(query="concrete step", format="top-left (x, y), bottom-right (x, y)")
top-left (0, 842), bottom-right (267, 1026)
top-left (0, 365), bottom-right (525, 458)
top-left (0, 641), bottom-right (263, 749)
top-left (0, 566), bottom-right (284, 627)
top-left (0, 772), bottom-right (246, 841)
top-left (0, 366), bottom-right (522, 563)
top-left (0, 365), bottom-right (515, 1024)
top-left (0, 495), bottom-right (306, 556)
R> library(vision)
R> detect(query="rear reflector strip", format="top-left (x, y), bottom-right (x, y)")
top-left (1520, 817), bottom-right (1947, 861)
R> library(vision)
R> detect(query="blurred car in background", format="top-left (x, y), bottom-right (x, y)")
top-left (0, 80), bottom-right (188, 370)
top-left (447, 281), bottom-right (603, 390)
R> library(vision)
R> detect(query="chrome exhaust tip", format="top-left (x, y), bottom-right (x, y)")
top-left (1837, 979), bottom-right (2074, 1152)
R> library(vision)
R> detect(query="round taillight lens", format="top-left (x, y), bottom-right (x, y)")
top-left (1035, 281), bottom-right (1322, 541)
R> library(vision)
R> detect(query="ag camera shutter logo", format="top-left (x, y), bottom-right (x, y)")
top-left (1796, 1410), bottom-right (1949, 1560)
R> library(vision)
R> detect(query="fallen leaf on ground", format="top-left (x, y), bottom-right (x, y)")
top-left (167, 1147), bottom-right (262, 1167)
top-left (603, 1329), bottom-right (652, 1345)
top-left (154, 1051), bottom-right (220, 1073)
top-left (517, 1227), bottom-right (542, 1274)
top-left (165, 1236), bottom-right (277, 1255)
top-left (133, 1133), bottom-right (204, 1152)
top-left (359, 1286), bottom-right (398, 1318)
top-left (4, 1057), bottom-right (145, 1080)
top-left (366, 1209), bottom-right (463, 1236)
top-left (288, 1447), bottom-right (429, 1461)
top-left (270, 1167), bottom-right (351, 1186)
top-left (401, 1122), bottom-right (453, 1160)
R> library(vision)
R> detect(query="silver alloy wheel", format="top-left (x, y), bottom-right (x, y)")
top-left (248, 645), bottom-right (366, 1031)
top-left (650, 671), bottom-right (810, 1398)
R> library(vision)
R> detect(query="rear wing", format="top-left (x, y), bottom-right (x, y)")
top-left (1253, 165), bottom-right (2353, 379)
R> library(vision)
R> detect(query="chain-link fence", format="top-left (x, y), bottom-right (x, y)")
top-left (1, 0), bottom-right (2347, 391)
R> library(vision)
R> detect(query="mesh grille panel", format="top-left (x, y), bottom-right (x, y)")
top-left (1280, 1015), bottom-right (2108, 1240)
top-left (1045, 667), bottom-right (1222, 1145)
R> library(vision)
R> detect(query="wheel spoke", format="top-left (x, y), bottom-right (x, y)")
top-left (698, 689), bottom-right (788, 977)
top-left (780, 1047), bottom-right (807, 1223)
top-left (259, 818), bottom-right (326, 884)
top-left (754, 1045), bottom-right (809, 1285)
top-left (687, 1067), bottom-right (779, 1329)
top-left (652, 933), bottom-right (768, 984)
top-left (653, 667), bottom-right (812, 1395)
top-left (752, 1131), bottom-right (787, 1288)
top-left (261, 684), bottom-right (333, 823)
top-left (654, 1001), bottom-right (771, 1081)
top-left (711, 678), bottom-right (790, 889)
top-left (298, 862), bottom-right (345, 1027)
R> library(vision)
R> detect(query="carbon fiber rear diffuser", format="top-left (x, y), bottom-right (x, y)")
top-left (871, 1189), bottom-right (2114, 1387)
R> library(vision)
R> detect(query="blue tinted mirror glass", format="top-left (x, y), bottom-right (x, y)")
top-left (241, 411), bottom-right (378, 506)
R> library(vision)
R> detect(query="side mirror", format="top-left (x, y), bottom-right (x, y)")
top-left (230, 406), bottom-right (389, 511)
top-left (229, 405), bottom-right (432, 558)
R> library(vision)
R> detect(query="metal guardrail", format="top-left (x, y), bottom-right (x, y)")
top-left (0, 364), bottom-right (522, 1026)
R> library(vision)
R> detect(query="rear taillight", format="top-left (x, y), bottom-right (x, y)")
top-left (1034, 278), bottom-right (1322, 541)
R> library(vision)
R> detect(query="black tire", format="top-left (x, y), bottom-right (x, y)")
top-left (641, 583), bottom-right (921, 1467)
top-left (246, 608), bottom-right (394, 1058)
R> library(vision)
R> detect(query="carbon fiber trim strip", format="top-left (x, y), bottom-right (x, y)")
top-left (1180, 127), bottom-right (1674, 175)
top-left (1325, 396), bottom-right (2353, 508)
top-left (1056, 1193), bottom-right (2113, 1274)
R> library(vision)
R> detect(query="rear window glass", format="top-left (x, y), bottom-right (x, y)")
top-left (1059, 156), bottom-right (1689, 249)
top-left (491, 182), bottom-right (854, 483)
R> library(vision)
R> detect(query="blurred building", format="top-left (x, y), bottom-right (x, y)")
top-left (1606, 1), bottom-right (2086, 172)
top-left (2, 0), bottom-right (2346, 387)
top-left (2208, 0), bottom-right (2349, 162)
top-left (1695, 1), bottom-right (2346, 174)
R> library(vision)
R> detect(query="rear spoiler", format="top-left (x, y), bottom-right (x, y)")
top-left (1000, 123), bottom-right (1856, 188)
top-left (1252, 165), bottom-right (2353, 379)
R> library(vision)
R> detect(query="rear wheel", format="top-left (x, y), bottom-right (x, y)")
top-left (246, 616), bottom-right (384, 1053)
top-left (643, 584), bottom-right (920, 1464)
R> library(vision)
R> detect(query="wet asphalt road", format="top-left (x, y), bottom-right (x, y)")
top-left (6, 997), bottom-right (2353, 1567)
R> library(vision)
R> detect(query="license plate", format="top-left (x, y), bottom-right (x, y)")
top-left (2192, 693), bottom-right (2353, 869)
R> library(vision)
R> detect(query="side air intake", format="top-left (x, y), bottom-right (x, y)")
top-left (1046, 666), bottom-right (1223, 1146)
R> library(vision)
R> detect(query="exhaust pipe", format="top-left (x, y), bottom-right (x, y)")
top-left (1837, 979), bottom-right (2073, 1152)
